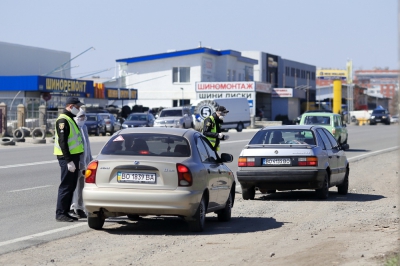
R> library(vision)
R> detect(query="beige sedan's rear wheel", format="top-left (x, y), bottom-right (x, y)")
top-left (188, 197), bottom-right (206, 232)
top-left (88, 214), bottom-right (105, 230)
top-left (217, 191), bottom-right (232, 222)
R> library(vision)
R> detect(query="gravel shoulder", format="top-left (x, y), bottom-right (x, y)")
top-left (0, 150), bottom-right (398, 266)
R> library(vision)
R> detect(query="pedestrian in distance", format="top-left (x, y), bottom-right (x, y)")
top-left (202, 106), bottom-right (230, 152)
top-left (69, 108), bottom-right (92, 219)
top-left (54, 97), bottom-right (84, 222)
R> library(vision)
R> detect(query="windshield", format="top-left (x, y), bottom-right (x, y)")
top-left (160, 109), bottom-right (182, 117)
top-left (127, 114), bottom-right (147, 121)
top-left (249, 129), bottom-right (315, 145)
top-left (372, 110), bottom-right (385, 114)
top-left (101, 133), bottom-right (190, 157)
top-left (303, 115), bottom-right (331, 125)
top-left (86, 115), bottom-right (98, 121)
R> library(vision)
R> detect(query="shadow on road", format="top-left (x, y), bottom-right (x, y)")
top-left (345, 149), bottom-right (370, 152)
top-left (102, 216), bottom-right (284, 235)
top-left (256, 190), bottom-right (384, 202)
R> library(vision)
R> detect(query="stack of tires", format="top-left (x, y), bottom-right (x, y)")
top-left (1, 137), bottom-right (15, 146)
top-left (31, 127), bottom-right (46, 144)
top-left (12, 127), bottom-right (30, 143)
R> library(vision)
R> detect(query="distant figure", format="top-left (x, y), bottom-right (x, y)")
top-left (202, 106), bottom-right (230, 152)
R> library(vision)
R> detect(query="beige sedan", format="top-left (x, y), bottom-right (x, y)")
top-left (83, 127), bottom-right (235, 232)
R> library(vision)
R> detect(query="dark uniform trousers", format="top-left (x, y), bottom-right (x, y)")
top-left (56, 155), bottom-right (81, 217)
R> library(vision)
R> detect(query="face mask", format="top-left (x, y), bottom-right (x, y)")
top-left (70, 106), bottom-right (80, 115)
top-left (219, 115), bottom-right (224, 121)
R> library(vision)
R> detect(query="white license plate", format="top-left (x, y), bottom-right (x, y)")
top-left (263, 158), bottom-right (291, 165)
top-left (117, 172), bottom-right (156, 183)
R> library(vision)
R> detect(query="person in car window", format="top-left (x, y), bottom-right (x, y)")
top-left (54, 97), bottom-right (84, 222)
top-left (202, 106), bottom-right (230, 152)
top-left (69, 108), bottom-right (92, 219)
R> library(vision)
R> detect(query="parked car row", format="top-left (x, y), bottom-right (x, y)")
top-left (83, 107), bottom-right (196, 137)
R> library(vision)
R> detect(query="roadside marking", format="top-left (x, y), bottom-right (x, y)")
top-left (348, 146), bottom-right (399, 162)
top-left (0, 223), bottom-right (87, 248)
top-left (7, 185), bottom-right (53, 193)
top-left (0, 160), bottom-right (57, 169)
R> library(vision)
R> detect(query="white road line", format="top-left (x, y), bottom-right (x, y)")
top-left (7, 185), bottom-right (53, 193)
top-left (0, 223), bottom-right (87, 248)
top-left (0, 160), bottom-right (57, 169)
top-left (348, 146), bottom-right (399, 162)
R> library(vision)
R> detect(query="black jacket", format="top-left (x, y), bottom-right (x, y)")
top-left (55, 110), bottom-right (82, 162)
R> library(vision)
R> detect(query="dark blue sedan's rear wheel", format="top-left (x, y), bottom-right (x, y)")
top-left (316, 173), bottom-right (329, 199)
top-left (337, 168), bottom-right (349, 195)
top-left (242, 187), bottom-right (255, 200)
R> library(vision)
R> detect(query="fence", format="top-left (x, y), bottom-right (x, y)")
top-left (6, 110), bottom-right (59, 136)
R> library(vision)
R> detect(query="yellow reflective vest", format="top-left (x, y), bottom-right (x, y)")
top-left (205, 115), bottom-right (220, 151)
top-left (54, 114), bottom-right (84, 155)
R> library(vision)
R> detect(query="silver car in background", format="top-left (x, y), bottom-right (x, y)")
top-left (83, 127), bottom-right (235, 232)
top-left (99, 113), bottom-right (122, 135)
top-left (237, 125), bottom-right (349, 200)
top-left (154, 107), bottom-right (194, 128)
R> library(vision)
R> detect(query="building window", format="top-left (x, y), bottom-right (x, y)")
top-left (238, 73), bottom-right (242, 81)
top-left (232, 70), bottom-right (236, 81)
top-left (291, 68), bottom-right (295, 77)
top-left (227, 69), bottom-right (231, 81)
top-left (172, 67), bottom-right (190, 83)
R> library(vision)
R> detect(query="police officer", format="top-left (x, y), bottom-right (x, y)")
top-left (202, 106), bottom-right (230, 152)
top-left (54, 97), bottom-right (84, 222)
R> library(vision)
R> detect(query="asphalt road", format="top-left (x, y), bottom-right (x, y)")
top-left (0, 124), bottom-right (398, 255)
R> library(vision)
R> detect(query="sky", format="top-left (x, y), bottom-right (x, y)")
top-left (1, 0), bottom-right (397, 79)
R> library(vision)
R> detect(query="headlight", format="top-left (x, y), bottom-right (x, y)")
top-left (90, 125), bottom-right (96, 128)
top-left (175, 120), bottom-right (180, 125)
top-left (382, 116), bottom-right (387, 118)
top-left (370, 116), bottom-right (375, 119)
top-left (122, 124), bottom-right (128, 128)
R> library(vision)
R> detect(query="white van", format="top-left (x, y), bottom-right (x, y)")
top-left (193, 98), bottom-right (251, 132)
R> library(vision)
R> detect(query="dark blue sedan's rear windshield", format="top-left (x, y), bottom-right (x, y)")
top-left (101, 133), bottom-right (190, 157)
top-left (249, 129), bottom-right (315, 145)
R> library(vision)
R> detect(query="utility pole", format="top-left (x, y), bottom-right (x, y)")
top-left (307, 73), bottom-right (310, 111)
top-left (180, 88), bottom-right (184, 106)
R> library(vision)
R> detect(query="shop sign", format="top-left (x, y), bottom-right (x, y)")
top-left (272, 88), bottom-right (293, 98)
top-left (106, 88), bottom-right (138, 100)
top-left (197, 92), bottom-right (253, 99)
top-left (196, 82), bottom-right (254, 92)
top-left (256, 82), bottom-right (272, 93)
top-left (38, 76), bottom-right (94, 97)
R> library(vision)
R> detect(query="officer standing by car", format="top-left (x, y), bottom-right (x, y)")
top-left (202, 106), bottom-right (230, 152)
top-left (54, 97), bottom-right (84, 222)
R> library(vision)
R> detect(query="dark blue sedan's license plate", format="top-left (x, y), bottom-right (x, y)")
top-left (263, 158), bottom-right (291, 165)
